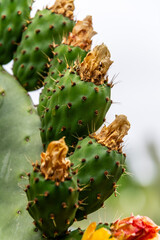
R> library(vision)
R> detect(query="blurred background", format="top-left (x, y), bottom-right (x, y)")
top-left (3, 0), bottom-right (160, 226)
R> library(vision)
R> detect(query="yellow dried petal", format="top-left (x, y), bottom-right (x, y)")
top-left (82, 222), bottom-right (96, 240)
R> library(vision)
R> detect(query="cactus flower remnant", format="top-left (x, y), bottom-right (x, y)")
top-left (110, 215), bottom-right (160, 240)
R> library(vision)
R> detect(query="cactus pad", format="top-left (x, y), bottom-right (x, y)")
top-left (38, 15), bottom-right (96, 117)
top-left (40, 68), bottom-right (111, 151)
top-left (0, 67), bottom-right (43, 239)
top-left (26, 138), bottom-right (79, 238)
top-left (40, 44), bottom-right (113, 151)
top-left (70, 115), bottom-right (130, 220)
top-left (38, 44), bottom-right (87, 117)
top-left (0, 0), bottom-right (32, 64)
top-left (13, 7), bottom-right (75, 91)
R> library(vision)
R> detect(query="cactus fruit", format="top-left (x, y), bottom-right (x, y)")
top-left (0, 0), bottom-right (32, 65)
top-left (13, 0), bottom-right (75, 91)
top-left (40, 43), bottom-right (113, 151)
top-left (26, 138), bottom-right (79, 238)
top-left (38, 15), bottom-right (96, 117)
top-left (0, 66), bottom-right (42, 240)
top-left (70, 115), bottom-right (130, 220)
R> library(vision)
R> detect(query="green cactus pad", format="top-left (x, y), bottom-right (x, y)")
top-left (40, 69), bottom-right (111, 151)
top-left (13, 9), bottom-right (75, 91)
top-left (70, 136), bottom-right (125, 220)
top-left (38, 44), bottom-right (87, 117)
top-left (0, 0), bottom-right (32, 64)
top-left (26, 169), bottom-right (79, 238)
top-left (0, 66), bottom-right (43, 239)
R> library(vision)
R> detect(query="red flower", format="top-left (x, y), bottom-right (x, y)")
top-left (110, 215), bottom-right (160, 240)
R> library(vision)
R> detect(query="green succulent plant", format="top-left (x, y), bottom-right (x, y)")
top-left (0, 0), bottom-right (131, 239)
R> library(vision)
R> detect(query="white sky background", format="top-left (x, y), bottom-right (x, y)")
top-left (4, 0), bottom-right (160, 185)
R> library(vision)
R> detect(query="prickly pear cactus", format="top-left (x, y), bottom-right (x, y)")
top-left (26, 138), bottom-right (79, 239)
top-left (40, 44), bottom-right (113, 151)
top-left (0, 0), bottom-right (32, 64)
top-left (70, 115), bottom-right (130, 220)
top-left (0, 0), bottom-right (132, 239)
top-left (13, 0), bottom-right (75, 91)
top-left (0, 67), bottom-right (43, 239)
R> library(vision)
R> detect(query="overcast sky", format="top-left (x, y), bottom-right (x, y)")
top-left (4, 0), bottom-right (160, 185)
